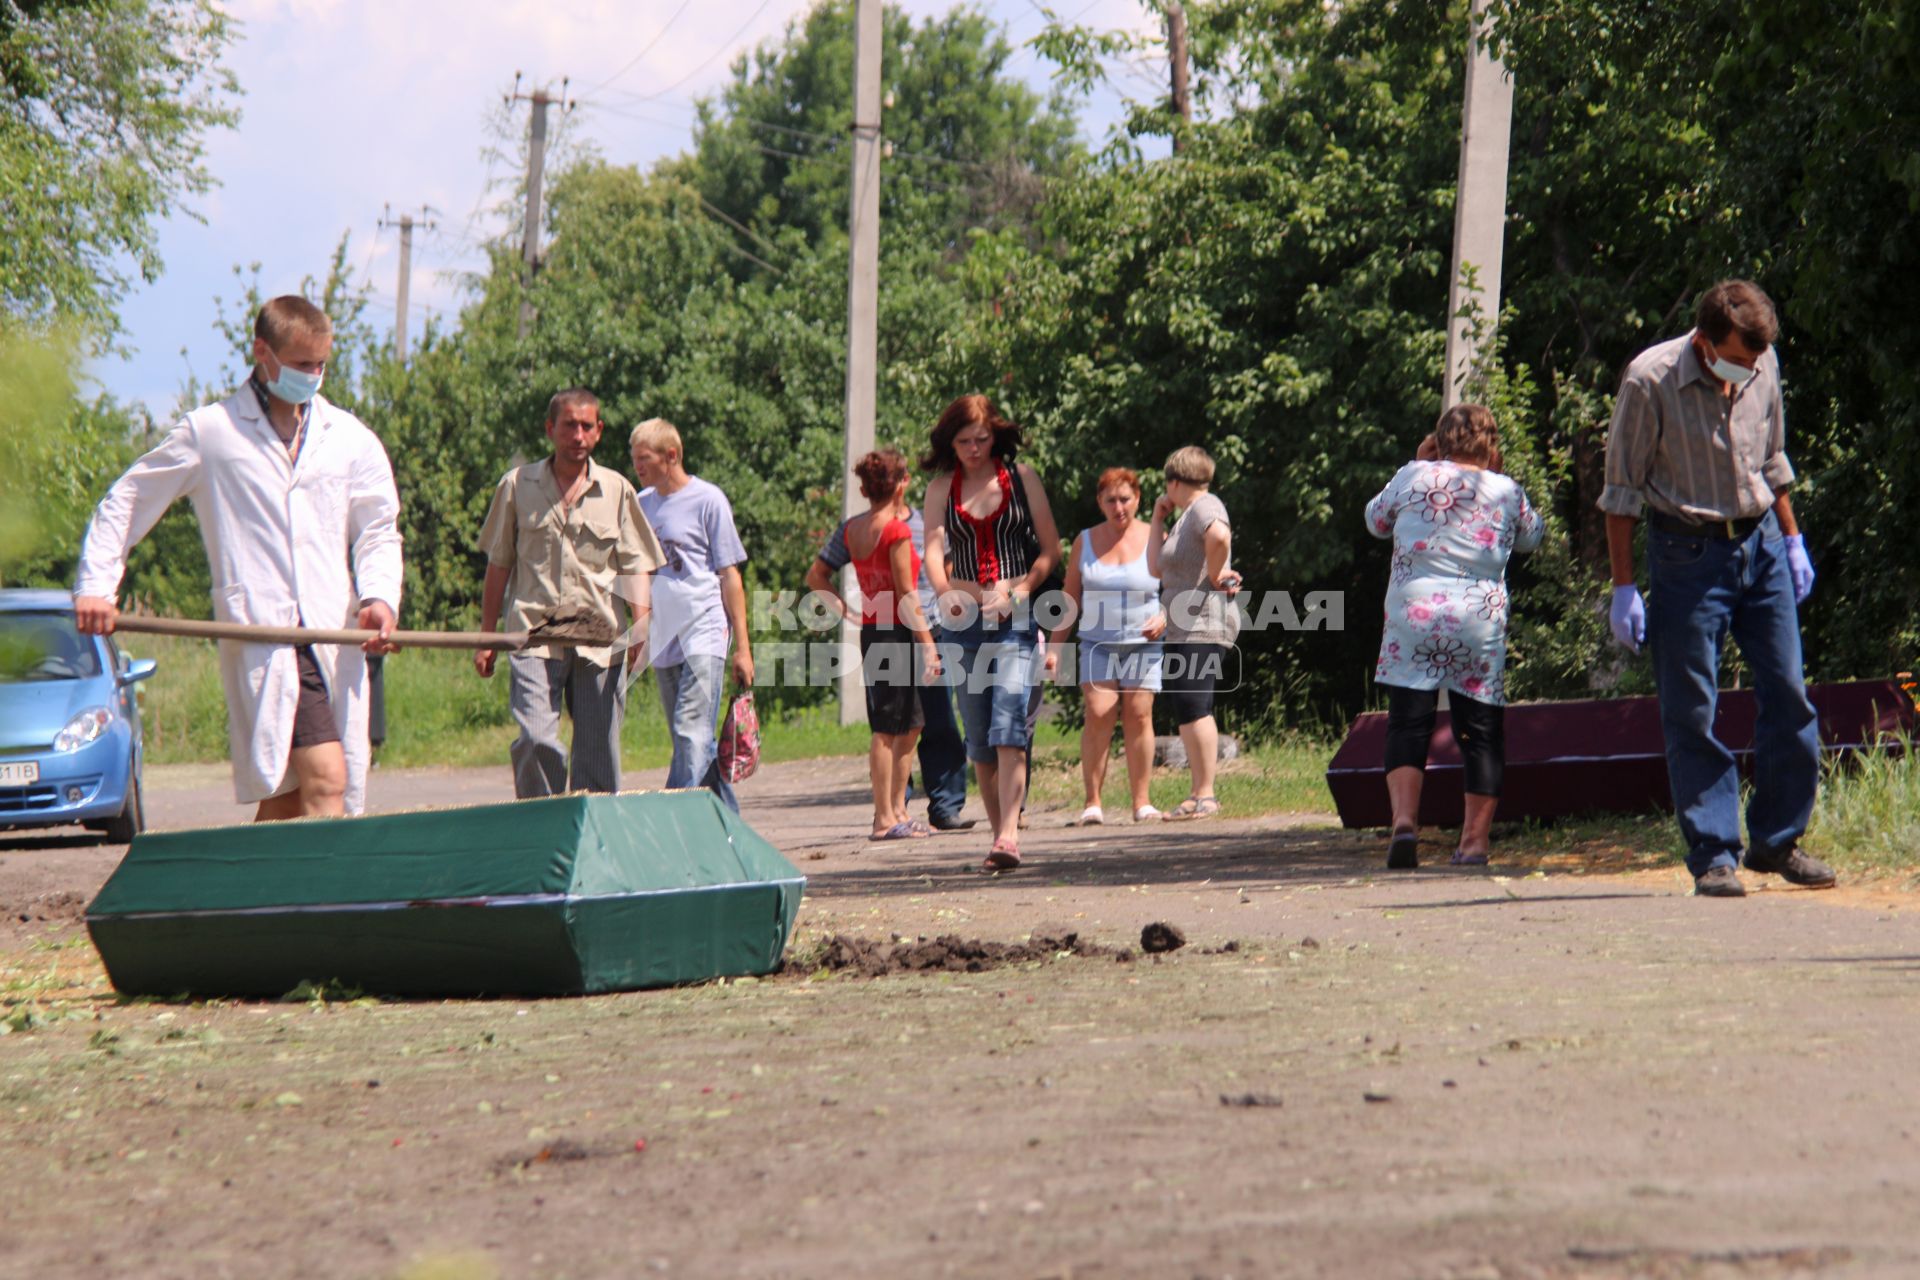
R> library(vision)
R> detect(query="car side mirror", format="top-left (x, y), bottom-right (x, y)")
top-left (121, 658), bottom-right (158, 684)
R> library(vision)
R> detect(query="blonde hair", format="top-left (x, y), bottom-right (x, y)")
top-left (629, 417), bottom-right (683, 459)
top-left (1164, 446), bottom-right (1216, 487)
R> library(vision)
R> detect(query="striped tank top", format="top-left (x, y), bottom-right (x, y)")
top-left (945, 462), bottom-right (1039, 586)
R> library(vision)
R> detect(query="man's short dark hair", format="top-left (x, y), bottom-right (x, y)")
top-left (254, 296), bottom-right (332, 349)
top-left (546, 388), bottom-right (601, 424)
top-left (1694, 280), bottom-right (1779, 350)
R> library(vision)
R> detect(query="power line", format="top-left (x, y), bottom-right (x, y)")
top-left (358, 222), bottom-right (386, 289)
top-left (612, 0), bottom-right (784, 104)
top-left (588, 96), bottom-right (1011, 179)
top-left (696, 195), bottom-right (787, 266)
top-left (578, 0), bottom-right (697, 101)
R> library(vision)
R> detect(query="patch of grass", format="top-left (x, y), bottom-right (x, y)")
top-left (1807, 737), bottom-right (1920, 878)
top-left (121, 633), bottom-right (228, 764)
top-left (123, 634), bottom-right (947, 772)
top-left (1025, 731), bottom-right (1335, 818)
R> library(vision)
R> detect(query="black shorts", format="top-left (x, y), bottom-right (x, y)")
top-left (860, 625), bottom-right (925, 737)
top-left (1163, 641), bottom-right (1228, 727)
top-left (289, 646), bottom-right (342, 749)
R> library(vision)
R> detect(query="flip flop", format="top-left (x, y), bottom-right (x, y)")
top-left (1070, 805), bottom-right (1105, 827)
top-left (908, 820), bottom-right (933, 837)
top-left (869, 822), bottom-right (916, 842)
top-left (983, 841), bottom-right (1022, 871)
top-left (1449, 850), bottom-right (1489, 866)
top-left (1386, 830), bottom-right (1419, 870)
top-left (1167, 796), bottom-right (1222, 820)
top-left (1133, 805), bottom-right (1163, 822)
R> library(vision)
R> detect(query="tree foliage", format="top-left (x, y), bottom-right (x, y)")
top-left (683, 0), bottom-right (1081, 260)
top-left (0, 0), bottom-right (239, 344)
top-left (24, 0), bottom-right (1920, 736)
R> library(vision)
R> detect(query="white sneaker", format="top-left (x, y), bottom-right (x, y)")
top-left (1072, 805), bottom-right (1105, 826)
top-left (1133, 805), bottom-right (1163, 822)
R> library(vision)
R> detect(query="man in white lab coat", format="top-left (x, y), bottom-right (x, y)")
top-left (74, 296), bottom-right (403, 820)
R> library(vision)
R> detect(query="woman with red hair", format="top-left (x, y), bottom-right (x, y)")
top-left (921, 395), bottom-right (1061, 871)
top-left (1046, 466), bottom-right (1165, 824)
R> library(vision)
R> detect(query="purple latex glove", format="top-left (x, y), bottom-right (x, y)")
top-left (1610, 584), bottom-right (1646, 653)
top-left (1784, 533), bottom-right (1814, 603)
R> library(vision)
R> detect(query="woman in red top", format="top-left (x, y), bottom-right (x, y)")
top-left (807, 449), bottom-right (941, 840)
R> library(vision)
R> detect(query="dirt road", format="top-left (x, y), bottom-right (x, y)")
top-left (2, 759), bottom-right (1916, 1279)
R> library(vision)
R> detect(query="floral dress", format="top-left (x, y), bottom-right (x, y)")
top-left (1365, 460), bottom-right (1543, 705)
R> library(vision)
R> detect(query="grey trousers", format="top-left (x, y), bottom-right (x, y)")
top-left (508, 651), bottom-right (625, 797)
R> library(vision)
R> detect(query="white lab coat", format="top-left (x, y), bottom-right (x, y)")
top-left (76, 387), bottom-right (404, 813)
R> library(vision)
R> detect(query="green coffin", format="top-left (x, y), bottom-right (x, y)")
top-left (86, 791), bottom-right (805, 997)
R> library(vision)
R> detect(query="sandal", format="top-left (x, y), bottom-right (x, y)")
top-left (1133, 804), bottom-right (1163, 822)
top-left (1386, 829), bottom-right (1418, 870)
top-left (983, 841), bottom-right (1022, 871)
top-left (1070, 805), bottom-right (1105, 827)
top-left (869, 821), bottom-right (916, 842)
top-left (907, 820), bottom-right (933, 838)
top-left (1449, 850), bottom-right (1488, 866)
top-left (1167, 795), bottom-right (1222, 820)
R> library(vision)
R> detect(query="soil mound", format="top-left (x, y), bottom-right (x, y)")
top-left (794, 930), bottom-right (1124, 977)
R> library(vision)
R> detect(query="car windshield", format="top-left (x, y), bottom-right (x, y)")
top-left (0, 612), bottom-right (103, 683)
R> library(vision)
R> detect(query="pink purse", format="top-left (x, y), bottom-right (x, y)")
top-left (717, 693), bottom-right (762, 783)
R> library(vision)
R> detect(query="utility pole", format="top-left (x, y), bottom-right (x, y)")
top-left (1442, 2), bottom-right (1514, 408)
top-left (1167, 0), bottom-right (1192, 151)
top-left (508, 75), bottom-right (569, 340)
top-left (837, 0), bottom-right (883, 725)
top-left (377, 204), bottom-right (437, 362)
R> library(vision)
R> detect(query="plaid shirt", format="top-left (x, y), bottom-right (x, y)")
top-left (1598, 331), bottom-right (1795, 522)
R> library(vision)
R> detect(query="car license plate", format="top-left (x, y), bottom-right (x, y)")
top-left (0, 760), bottom-right (40, 786)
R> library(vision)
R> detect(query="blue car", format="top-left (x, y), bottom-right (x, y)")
top-left (0, 589), bottom-right (157, 844)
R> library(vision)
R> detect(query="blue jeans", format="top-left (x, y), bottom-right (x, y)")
top-left (915, 676), bottom-right (969, 823)
top-left (1647, 513), bottom-right (1819, 876)
top-left (655, 655), bottom-right (737, 813)
top-left (945, 620), bottom-right (1041, 767)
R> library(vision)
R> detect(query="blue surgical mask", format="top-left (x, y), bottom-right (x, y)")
top-left (265, 356), bottom-right (324, 405)
top-left (1703, 340), bottom-right (1758, 388)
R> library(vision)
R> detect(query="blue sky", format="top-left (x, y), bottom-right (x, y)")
top-left (91, 0), bottom-right (1168, 417)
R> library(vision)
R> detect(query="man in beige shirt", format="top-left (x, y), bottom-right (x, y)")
top-left (1598, 280), bottom-right (1829, 898)
top-left (477, 389), bottom-right (664, 797)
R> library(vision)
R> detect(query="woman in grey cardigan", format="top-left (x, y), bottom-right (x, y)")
top-left (1146, 446), bottom-right (1241, 818)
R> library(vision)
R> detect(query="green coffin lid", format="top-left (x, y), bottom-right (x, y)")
top-left (87, 791), bottom-right (805, 997)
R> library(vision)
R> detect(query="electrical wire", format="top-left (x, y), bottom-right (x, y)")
top-left (578, 0), bottom-right (697, 101)
top-left (613, 0), bottom-right (784, 104)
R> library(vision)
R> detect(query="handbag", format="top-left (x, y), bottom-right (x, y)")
top-left (717, 692), bottom-right (762, 783)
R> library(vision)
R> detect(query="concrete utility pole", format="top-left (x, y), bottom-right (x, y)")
top-left (1167, 0), bottom-right (1192, 150)
top-left (1442, 2), bottom-right (1515, 408)
top-left (509, 76), bottom-right (568, 340)
top-left (837, 0), bottom-right (884, 725)
top-left (378, 204), bottom-right (437, 362)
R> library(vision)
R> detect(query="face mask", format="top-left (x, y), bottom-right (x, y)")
top-left (1703, 340), bottom-right (1758, 388)
top-left (264, 354), bottom-right (324, 404)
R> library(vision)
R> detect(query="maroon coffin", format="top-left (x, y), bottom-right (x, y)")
top-left (1324, 679), bottom-right (1916, 829)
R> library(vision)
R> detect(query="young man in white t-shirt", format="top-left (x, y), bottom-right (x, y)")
top-left (629, 418), bottom-right (752, 812)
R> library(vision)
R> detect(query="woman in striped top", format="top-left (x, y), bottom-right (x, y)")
top-left (921, 394), bottom-right (1061, 872)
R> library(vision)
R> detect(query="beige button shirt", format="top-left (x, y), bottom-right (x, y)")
top-left (1599, 331), bottom-right (1795, 522)
top-left (478, 458), bottom-right (664, 664)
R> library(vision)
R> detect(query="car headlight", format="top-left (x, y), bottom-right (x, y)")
top-left (54, 707), bottom-right (113, 753)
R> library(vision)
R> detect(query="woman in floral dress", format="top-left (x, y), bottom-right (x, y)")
top-left (1365, 403), bottom-right (1543, 869)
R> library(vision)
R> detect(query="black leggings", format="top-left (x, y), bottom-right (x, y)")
top-left (1383, 686), bottom-right (1505, 797)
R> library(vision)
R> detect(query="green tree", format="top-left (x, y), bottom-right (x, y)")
top-left (918, 0), bottom-right (1472, 727)
top-left (678, 0), bottom-right (1082, 260)
top-left (0, 0), bottom-right (239, 344)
